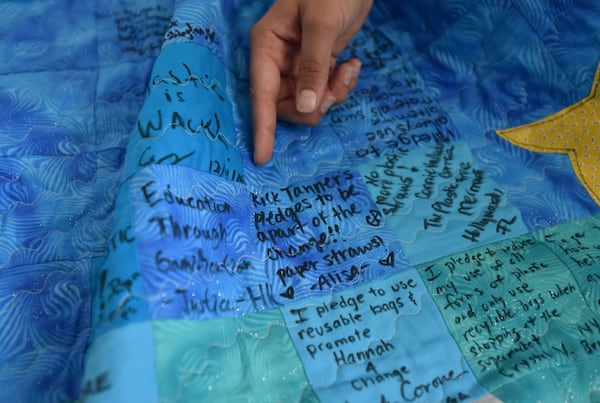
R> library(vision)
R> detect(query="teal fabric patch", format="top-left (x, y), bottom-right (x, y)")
top-left (417, 214), bottom-right (600, 402)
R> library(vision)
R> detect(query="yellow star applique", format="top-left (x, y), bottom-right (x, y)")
top-left (497, 63), bottom-right (600, 206)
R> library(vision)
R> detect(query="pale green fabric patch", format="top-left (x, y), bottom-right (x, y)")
top-left (152, 310), bottom-right (318, 402)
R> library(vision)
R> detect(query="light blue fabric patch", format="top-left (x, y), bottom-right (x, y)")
top-left (282, 268), bottom-right (491, 402)
top-left (80, 321), bottom-right (158, 403)
top-left (358, 141), bottom-right (529, 264)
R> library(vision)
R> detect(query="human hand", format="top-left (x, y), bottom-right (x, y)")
top-left (250, 0), bottom-right (373, 164)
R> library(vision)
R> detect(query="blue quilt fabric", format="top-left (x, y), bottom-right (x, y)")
top-left (1, 1), bottom-right (600, 402)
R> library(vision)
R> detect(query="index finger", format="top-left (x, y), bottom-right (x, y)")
top-left (250, 41), bottom-right (281, 165)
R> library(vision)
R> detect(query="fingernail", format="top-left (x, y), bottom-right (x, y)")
top-left (297, 90), bottom-right (317, 113)
top-left (343, 67), bottom-right (355, 86)
top-left (320, 96), bottom-right (336, 114)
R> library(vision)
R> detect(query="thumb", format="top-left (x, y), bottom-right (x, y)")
top-left (296, 15), bottom-right (337, 114)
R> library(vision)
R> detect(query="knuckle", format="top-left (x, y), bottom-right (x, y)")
top-left (298, 59), bottom-right (326, 76)
top-left (336, 91), bottom-right (348, 103)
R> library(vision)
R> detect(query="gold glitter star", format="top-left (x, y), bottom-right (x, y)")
top-left (497, 63), bottom-right (600, 205)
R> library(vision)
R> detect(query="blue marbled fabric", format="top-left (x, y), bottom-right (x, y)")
top-left (1, 1), bottom-right (599, 402)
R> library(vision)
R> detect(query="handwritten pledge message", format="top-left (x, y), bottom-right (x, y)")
top-left (417, 216), bottom-right (600, 393)
top-left (114, 6), bottom-right (171, 56)
top-left (282, 269), bottom-right (489, 402)
top-left (251, 169), bottom-right (403, 301)
top-left (93, 181), bottom-right (148, 332)
top-left (332, 25), bottom-right (455, 161)
top-left (125, 43), bottom-right (243, 181)
top-left (541, 215), bottom-right (600, 317)
top-left (359, 141), bottom-right (528, 264)
top-left (130, 165), bottom-right (271, 319)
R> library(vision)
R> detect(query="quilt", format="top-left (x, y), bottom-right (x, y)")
top-left (1, 0), bottom-right (600, 402)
